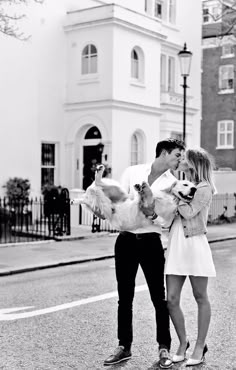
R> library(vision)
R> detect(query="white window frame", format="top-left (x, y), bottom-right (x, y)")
top-left (160, 53), bottom-right (176, 92)
top-left (221, 44), bottom-right (235, 58)
top-left (160, 54), bottom-right (166, 91)
top-left (144, 0), bottom-right (148, 12)
top-left (168, 0), bottom-right (176, 24)
top-left (217, 120), bottom-right (234, 149)
top-left (131, 49), bottom-right (139, 79)
top-left (130, 47), bottom-right (145, 84)
top-left (81, 44), bottom-right (98, 75)
top-left (219, 64), bottom-right (234, 93)
top-left (130, 132), bottom-right (144, 166)
top-left (168, 56), bottom-right (175, 92)
top-left (154, 0), bottom-right (163, 19)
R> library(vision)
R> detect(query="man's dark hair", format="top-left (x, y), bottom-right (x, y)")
top-left (155, 138), bottom-right (185, 158)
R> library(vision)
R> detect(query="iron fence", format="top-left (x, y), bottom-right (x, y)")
top-left (0, 196), bottom-right (71, 244)
top-left (209, 193), bottom-right (236, 223)
top-left (75, 193), bottom-right (236, 232)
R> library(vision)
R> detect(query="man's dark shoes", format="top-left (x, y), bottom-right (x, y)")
top-left (159, 348), bottom-right (173, 369)
top-left (104, 345), bottom-right (132, 366)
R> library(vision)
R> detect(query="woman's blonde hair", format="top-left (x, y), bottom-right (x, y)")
top-left (186, 147), bottom-right (216, 193)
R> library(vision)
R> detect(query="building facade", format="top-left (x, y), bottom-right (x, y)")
top-left (0, 0), bottom-right (202, 196)
top-left (202, 0), bottom-right (236, 171)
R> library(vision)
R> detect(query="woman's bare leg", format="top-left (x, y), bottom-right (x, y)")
top-left (189, 276), bottom-right (210, 360)
top-left (166, 275), bottom-right (188, 355)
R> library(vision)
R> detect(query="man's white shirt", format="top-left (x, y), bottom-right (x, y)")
top-left (120, 163), bottom-right (177, 234)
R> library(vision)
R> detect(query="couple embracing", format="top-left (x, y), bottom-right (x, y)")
top-left (102, 138), bottom-right (216, 368)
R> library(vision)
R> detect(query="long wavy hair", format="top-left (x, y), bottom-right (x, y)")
top-left (185, 148), bottom-right (216, 194)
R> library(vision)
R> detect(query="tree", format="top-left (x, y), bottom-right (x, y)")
top-left (3, 177), bottom-right (31, 202)
top-left (0, 0), bottom-right (44, 40)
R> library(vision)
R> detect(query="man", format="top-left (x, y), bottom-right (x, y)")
top-left (103, 138), bottom-right (185, 369)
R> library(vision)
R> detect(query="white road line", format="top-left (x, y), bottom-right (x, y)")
top-left (0, 284), bottom-right (148, 321)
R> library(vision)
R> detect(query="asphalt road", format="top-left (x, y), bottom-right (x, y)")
top-left (0, 239), bottom-right (235, 369)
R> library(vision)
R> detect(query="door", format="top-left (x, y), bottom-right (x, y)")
top-left (83, 145), bottom-right (102, 190)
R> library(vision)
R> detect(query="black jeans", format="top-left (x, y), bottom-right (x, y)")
top-left (115, 231), bottom-right (171, 351)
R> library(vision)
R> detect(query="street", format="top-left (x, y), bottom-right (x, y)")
top-left (0, 239), bottom-right (236, 370)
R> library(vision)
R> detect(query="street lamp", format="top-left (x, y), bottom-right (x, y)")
top-left (178, 43), bottom-right (192, 144)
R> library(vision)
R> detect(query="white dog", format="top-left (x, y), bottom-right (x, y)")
top-left (72, 165), bottom-right (196, 231)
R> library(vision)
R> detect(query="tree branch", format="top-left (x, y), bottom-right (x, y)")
top-left (0, 0), bottom-right (44, 40)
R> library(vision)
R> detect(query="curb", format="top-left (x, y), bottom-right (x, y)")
top-left (54, 231), bottom-right (116, 241)
top-left (208, 235), bottom-right (236, 243)
top-left (0, 254), bottom-right (115, 277)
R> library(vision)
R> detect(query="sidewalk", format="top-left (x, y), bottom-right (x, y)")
top-left (0, 223), bottom-right (235, 277)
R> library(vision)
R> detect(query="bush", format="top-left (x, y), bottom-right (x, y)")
top-left (3, 177), bottom-right (31, 202)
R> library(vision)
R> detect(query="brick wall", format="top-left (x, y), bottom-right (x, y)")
top-left (201, 44), bottom-right (236, 170)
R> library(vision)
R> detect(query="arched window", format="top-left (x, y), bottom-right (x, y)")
top-left (84, 126), bottom-right (101, 139)
top-left (131, 47), bottom-right (145, 82)
top-left (131, 131), bottom-right (144, 165)
top-left (131, 49), bottom-right (139, 79)
top-left (82, 44), bottom-right (98, 75)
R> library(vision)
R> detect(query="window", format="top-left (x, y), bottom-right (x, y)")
top-left (160, 54), bottom-right (166, 91)
top-left (203, 7), bottom-right (209, 23)
top-left (144, 0), bottom-right (147, 12)
top-left (84, 126), bottom-right (101, 139)
top-left (82, 44), bottom-right (97, 75)
top-left (41, 143), bottom-right (56, 187)
top-left (217, 120), bottom-right (234, 148)
top-left (222, 44), bottom-right (234, 58)
top-left (131, 47), bottom-right (144, 82)
top-left (160, 54), bottom-right (175, 92)
top-left (168, 0), bottom-right (176, 23)
top-left (219, 65), bottom-right (234, 91)
top-left (131, 49), bottom-right (139, 79)
top-left (131, 132), bottom-right (144, 165)
top-left (154, 0), bottom-right (162, 18)
top-left (168, 56), bottom-right (175, 92)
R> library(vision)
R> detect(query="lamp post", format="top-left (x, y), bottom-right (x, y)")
top-left (178, 43), bottom-right (192, 144)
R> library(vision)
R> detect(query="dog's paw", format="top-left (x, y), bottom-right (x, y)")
top-left (141, 181), bottom-right (149, 188)
top-left (134, 184), bottom-right (142, 192)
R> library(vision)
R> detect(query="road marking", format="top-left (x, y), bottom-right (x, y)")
top-left (0, 284), bottom-right (148, 321)
top-left (214, 248), bottom-right (231, 253)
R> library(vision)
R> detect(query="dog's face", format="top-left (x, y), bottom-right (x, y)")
top-left (171, 180), bottom-right (197, 201)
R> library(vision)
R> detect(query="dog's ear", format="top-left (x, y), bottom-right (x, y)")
top-left (162, 180), bottom-right (178, 194)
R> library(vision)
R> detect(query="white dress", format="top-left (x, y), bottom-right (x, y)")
top-left (164, 216), bottom-right (216, 277)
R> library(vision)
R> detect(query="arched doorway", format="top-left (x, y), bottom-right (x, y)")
top-left (82, 126), bottom-right (104, 189)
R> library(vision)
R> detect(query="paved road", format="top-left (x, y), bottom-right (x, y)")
top-left (0, 239), bottom-right (235, 369)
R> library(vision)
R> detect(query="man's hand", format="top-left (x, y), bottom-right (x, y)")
top-left (139, 201), bottom-right (155, 217)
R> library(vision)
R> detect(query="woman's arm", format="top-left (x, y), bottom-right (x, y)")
top-left (177, 184), bottom-right (212, 220)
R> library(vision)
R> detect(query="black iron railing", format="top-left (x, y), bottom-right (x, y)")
top-left (0, 195), bottom-right (71, 244)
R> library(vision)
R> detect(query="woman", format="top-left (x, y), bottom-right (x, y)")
top-left (164, 147), bottom-right (216, 366)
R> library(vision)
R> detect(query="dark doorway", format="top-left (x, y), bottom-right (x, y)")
top-left (83, 145), bottom-right (102, 190)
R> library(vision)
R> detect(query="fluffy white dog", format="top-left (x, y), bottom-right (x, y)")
top-left (72, 165), bottom-right (196, 231)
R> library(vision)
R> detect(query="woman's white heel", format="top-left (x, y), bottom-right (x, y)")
top-left (186, 344), bottom-right (208, 367)
top-left (172, 341), bottom-right (190, 363)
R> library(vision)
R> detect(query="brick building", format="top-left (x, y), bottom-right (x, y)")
top-left (202, 0), bottom-right (236, 170)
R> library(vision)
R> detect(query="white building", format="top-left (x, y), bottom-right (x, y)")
top-left (0, 0), bottom-right (202, 196)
